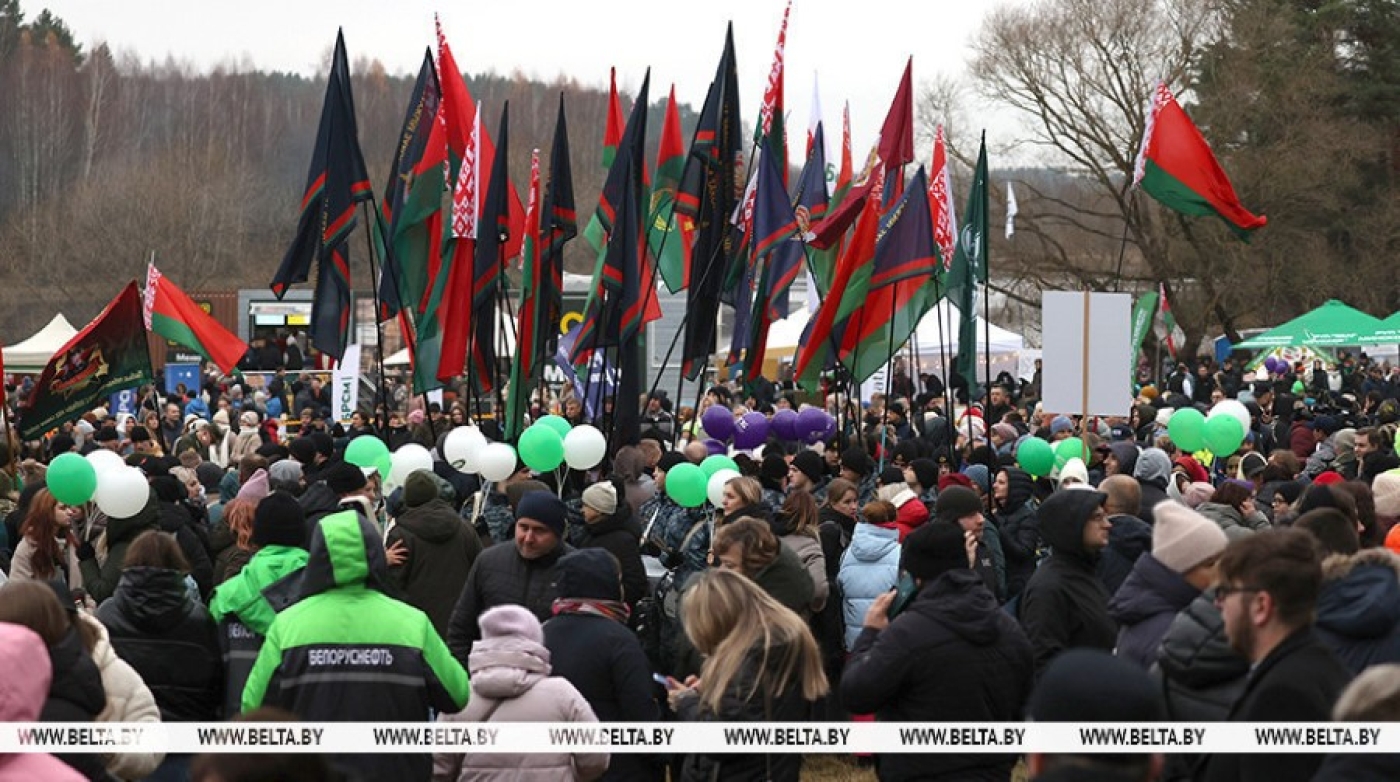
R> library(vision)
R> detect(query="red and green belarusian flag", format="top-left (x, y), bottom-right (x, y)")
top-left (583, 68), bottom-right (626, 256)
top-left (505, 150), bottom-right (542, 441)
top-left (1133, 82), bottom-right (1267, 240)
top-left (144, 263), bottom-right (247, 375)
top-left (650, 84), bottom-right (692, 294)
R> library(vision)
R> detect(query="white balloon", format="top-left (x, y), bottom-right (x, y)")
top-left (94, 466), bottom-right (151, 519)
top-left (389, 443), bottom-right (434, 490)
top-left (85, 449), bottom-right (125, 476)
top-left (707, 468), bottom-right (741, 508)
top-left (478, 442), bottom-right (519, 482)
top-left (1208, 399), bottom-right (1252, 433)
top-left (562, 425), bottom-right (607, 470)
top-left (443, 426), bottom-right (488, 474)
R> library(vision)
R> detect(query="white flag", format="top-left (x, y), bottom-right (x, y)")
top-left (1005, 181), bottom-right (1018, 239)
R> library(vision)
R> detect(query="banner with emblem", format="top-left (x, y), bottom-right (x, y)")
top-left (21, 282), bottom-right (154, 439)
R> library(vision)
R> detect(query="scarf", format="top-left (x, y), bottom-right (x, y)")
top-left (551, 597), bottom-right (631, 624)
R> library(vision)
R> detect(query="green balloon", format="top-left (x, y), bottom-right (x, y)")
top-left (537, 414), bottom-right (572, 439)
top-left (519, 424), bottom-right (565, 472)
top-left (47, 452), bottom-right (97, 506)
top-left (376, 455), bottom-right (393, 482)
top-left (1168, 408), bottom-right (1207, 452)
top-left (345, 435), bottom-right (390, 469)
top-left (1292, 380), bottom-right (1305, 395)
top-left (1053, 437), bottom-right (1085, 472)
top-left (1204, 415), bottom-right (1245, 457)
top-left (666, 463), bottom-right (708, 508)
top-left (700, 454), bottom-right (740, 478)
top-left (1016, 437), bottom-right (1054, 478)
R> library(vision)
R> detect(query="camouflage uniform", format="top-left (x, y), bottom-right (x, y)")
top-left (640, 494), bottom-right (710, 586)
top-left (467, 489), bottom-right (516, 545)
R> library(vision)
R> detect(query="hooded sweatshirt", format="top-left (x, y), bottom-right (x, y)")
top-left (1018, 489), bottom-right (1117, 676)
top-left (242, 509), bottom-right (470, 781)
top-left (1133, 449), bottom-right (1172, 522)
top-left (386, 494), bottom-right (483, 638)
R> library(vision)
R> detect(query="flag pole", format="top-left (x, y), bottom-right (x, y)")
top-left (932, 281), bottom-right (958, 460)
top-left (878, 286), bottom-right (898, 472)
top-left (359, 199), bottom-right (390, 432)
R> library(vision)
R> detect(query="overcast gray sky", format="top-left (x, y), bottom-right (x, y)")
top-left (41, 0), bottom-right (1011, 163)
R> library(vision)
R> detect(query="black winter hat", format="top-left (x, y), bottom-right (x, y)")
top-left (151, 474), bottom-right (185, 503)
top-left (879, 466), bottom-right (905, 487)
top-left (791, 450), bottom-right (824, 484)
top-left (657, 452), bottom-right (688, 473)
top-left (900, 521), bottom-right (969, 582)
top-left (1029, 649), bottom-right (1165, 722)
top-left (761, 454), bottom-right (789, 484)
top-left (252, 491), bottom-right (307, 549)
top-left (841, 446), bottom-right (874, 477)
top-left (309, 432), bottom-right (334, 458)
top-left (909, 458), bottom-right (939, 491)
top-left (93, 427), bottom-right (119, 443)
top-left (288, 437), bottom-right (317, 465)
top-left (128, 426), bottom-right (151, 443)
top-left (517, 490), bottom-right (568, 537)
top-left (321, 460), bottom-right (367, 495)
top-left (553, 548), bottom-right (622, 601)
top-left (403, 470), bottom-right (439, 508)
top-left (195, 462), bottom-right (225, 491)
top-left (936, 486), bottom-right (983, 525)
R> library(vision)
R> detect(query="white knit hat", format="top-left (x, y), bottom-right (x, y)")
top-left (1058, 457), bottom-right (1089, 486)
top-left (582, 481), bottom-right (618, 516)
top-left (1152, 501), bottom-right (1229, 574)
top-left (1374, 471), bottom-right (1400, 519)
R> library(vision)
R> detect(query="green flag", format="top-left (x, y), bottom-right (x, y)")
top-left (1129, 291), bottom-right (1159, 376)
top-left (950, 134), bottom-right (988, 395)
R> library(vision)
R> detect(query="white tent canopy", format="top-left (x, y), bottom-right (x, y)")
top-left (4, 314), bottom-right (77, 371)
top-left (765, 300), bottom-right (1025, 357)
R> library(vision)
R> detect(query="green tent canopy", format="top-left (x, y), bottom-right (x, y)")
top-left (1234, 300), bottom-right (1383, 349)
top-left (1358, 311), bottom-right (1400, 345)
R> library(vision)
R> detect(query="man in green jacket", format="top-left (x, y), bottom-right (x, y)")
top-left (243, 508), bottom-right (470, 780)
top-left (209, 491), bottom-right (311, 716)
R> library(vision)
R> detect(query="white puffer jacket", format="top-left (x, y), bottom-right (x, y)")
top-left (79, 613), bottom-right (164, 780)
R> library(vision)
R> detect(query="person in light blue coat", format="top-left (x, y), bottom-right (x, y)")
top-left (839, 500), bottom-right (902, 651)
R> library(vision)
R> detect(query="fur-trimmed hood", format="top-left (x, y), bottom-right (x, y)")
top-left (1321, 547), bottom-right (1400, 583)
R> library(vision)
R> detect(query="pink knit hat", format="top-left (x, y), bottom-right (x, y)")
top-left (236, 468), bottom-right (270, 504)
top-left (478, 605), bottom-right (543, 645)
top-left (1183, 481), bottom-right (1215, 509)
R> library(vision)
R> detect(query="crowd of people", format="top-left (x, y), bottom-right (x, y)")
top-left (0, 349), bottom-right (1398, 781)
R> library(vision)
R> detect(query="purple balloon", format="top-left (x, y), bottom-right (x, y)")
top-left (819, 411), bottom-right (838, 440)
top-left (733, 412), bottom-right (770, 450)
top-left (796, 407), bottom-right (829, 444)
top-left (701, 405), bottom-right (735, 441)
top-left (704, 438), bottom-right (728, 456)
top-left (771, 409), bottom-right (799, 441)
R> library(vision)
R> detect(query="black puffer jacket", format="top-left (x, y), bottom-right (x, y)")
top-left (96, 566), bottom-right (223, 721)
top-left (1019, 489), bottom-right (1117, 676)
top-left (841, 569), bottom-right (1034, 782)
top-left (386, 497), bottom-right (483, 639)
top-left (446, 538), bottom-right (575, 665)
top-left (43, 628), bottom-right (110, 781)
top-left (1152, 589), bottom-right (1249, 782)
top-left (992, 468), bottom-right (1039, 599)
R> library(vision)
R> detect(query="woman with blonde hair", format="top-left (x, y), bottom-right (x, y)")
top-left (671, 568), bottom-right (829, 782)
top-left (716, 475), bottom-right (766, 526)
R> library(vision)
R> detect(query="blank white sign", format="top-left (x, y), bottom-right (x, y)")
top-left (1041, 292), bottom-right (1132, 416)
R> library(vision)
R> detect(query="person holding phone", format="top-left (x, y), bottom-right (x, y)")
top-left (840, 521), bottom-right (1034, 781)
